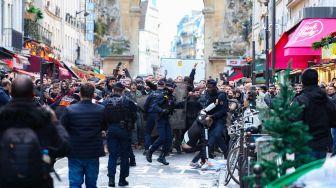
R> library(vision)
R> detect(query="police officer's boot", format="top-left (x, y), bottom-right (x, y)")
top-left (130, 157), bottom-right (136, 167)
top-left (157, 152), bottom-right (169, 165)
top-left (118, 177), bottom-right (129, 186)
top-left (146, 149), bottom-right (153, 163)
top-left (108, 176), bottom-right (115, 187)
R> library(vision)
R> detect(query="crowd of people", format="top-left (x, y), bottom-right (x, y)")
top-left (0, 64), bottom-right (336, 188)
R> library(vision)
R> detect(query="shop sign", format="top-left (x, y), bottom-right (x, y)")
top-left (86, 1), bottom-right (95, 41)
top-left (226, 59), bottom-right (247, 66)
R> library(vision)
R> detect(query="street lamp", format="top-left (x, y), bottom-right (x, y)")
top-left (76, 10), bottom-right (89, 17)
top-left (260, 0), bottom-right (276, 88)
top-left (260, 0), bottom-right (270, 88)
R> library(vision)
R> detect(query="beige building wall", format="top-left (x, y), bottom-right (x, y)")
top-left (203, 0), bottom-right (227, 80)
top-left (118, 0), bottom-right (141, 75)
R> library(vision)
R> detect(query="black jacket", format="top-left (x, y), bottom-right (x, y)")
top-left (198, 91), bottom-right (228, 120)
top-left (294, 86), bottom-right (336, 152)
top-left (186, 95), bottom-right (202, 120)
top-left (61, 100), bottom-right (106, 159)
top-left (0, 99), bottom-right (70, 158)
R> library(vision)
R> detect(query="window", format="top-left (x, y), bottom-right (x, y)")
top-left (151, 0), bottom-right (157, 8)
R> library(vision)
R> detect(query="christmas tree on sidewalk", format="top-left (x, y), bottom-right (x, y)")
top-left (255, 65), bottom-right (314, 186)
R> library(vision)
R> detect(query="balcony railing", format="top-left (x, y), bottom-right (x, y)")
top-left (2, 28), bottom-right (23, 51)
top-left (24, 19), bottom-right (52, 46)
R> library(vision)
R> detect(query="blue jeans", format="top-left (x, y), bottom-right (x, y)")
top-left (107, 125), bottom-right (130, 178)
top-left (208, 119), bottom-right (227, 153)
top-left (144, 113), bottom-right (158, 150)
top-left (332, 128), bottom-right (336, 155)
top-left (150, 118), bottom-right (172, 153)
top-left (68, 158), bottom-right (99, 188)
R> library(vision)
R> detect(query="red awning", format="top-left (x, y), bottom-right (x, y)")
top-left (268, 33), bottom-right (319, 69)
top-left (13, 68), bottom-right (40, 78)
top-left (229, 69), bottom-right (244, 81)
top-left (284, 19), bottom-right (336, 56)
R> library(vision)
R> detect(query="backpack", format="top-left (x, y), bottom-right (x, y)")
top-left (0, 127), bottom-right (45, 183)
top-left (105, 96), bottom-right (127, 123)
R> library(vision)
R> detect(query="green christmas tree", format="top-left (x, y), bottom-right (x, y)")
top-left (255, 65), bottom-right (314, 186)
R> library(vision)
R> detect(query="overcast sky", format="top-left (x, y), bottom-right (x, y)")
top-left (157, 0), bottom-right (203, 56)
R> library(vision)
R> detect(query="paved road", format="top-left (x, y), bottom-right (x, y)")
top-left (53, 150), bottom-right (238, 188)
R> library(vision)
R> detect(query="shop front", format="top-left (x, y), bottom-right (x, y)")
top-left (23, 40), bottom-right (71, 80)
top-left (270, 18), bottom-right (336, 72)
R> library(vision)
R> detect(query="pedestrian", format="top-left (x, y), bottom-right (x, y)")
top-left (146, 81), bottom-right (180, 165)
top-left (293, 69), bottom-right (336, 159)
top-left (0, 75), bottom-right (70, 188)
top-left (0, 79), bottom-right (11, 107)
top-left (327, 84), bottom-right (336, 104)
top-left (51, 80), bottom-right (78, 118)
top-left (103, 82), bottom-right (137, 187)
top-left (61, 83), bottom-right (106, 188)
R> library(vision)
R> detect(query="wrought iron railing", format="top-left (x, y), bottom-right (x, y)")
top-left (24, 19), bottom-right (52, 46)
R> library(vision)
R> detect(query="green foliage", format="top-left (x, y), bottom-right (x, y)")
top-left (110, 39), bottom-right (130, 55)
top-left (252, 64), bottom-right (314, 186)
top-left (27, 6), bottom-right (43, 20)
top-left (312, 32), bottom-right (336, 49)
top-left (94, 20), bottom-right (107, 37)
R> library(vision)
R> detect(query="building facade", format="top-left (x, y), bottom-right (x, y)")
top-left (1, 0), bottom-right (24, 52)
top-left (171, 11), bottom-right (204, 60)
top-left (138, 0), bottom-right (159, 76)
top-left (23, 0), bottom-right (95, 66)
top-left (252, 0), bottom-right (336, 56)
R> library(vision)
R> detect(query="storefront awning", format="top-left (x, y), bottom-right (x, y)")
top-left (62, 62), bottom-right (79, 79)
top-left (284, 19), bottom-right (336, 56)
top-left (0, 47), bottom-right (15, 59)
top-left (0, 60), bottom-right (10, 72)
top-left (13, 68), bottom-right (40, 78)
top-left (269, 33), bottom-right (319, 69)
top-left (228, 70), bottom-right (243, 81)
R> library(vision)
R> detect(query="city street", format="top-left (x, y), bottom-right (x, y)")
top-left (54, 150), bottom-right (238, 188)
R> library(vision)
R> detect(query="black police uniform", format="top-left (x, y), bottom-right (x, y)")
top-left (102, 83), bottom-right (136, 187)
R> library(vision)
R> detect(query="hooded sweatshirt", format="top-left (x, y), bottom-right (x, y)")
top-left (294, 85), bottom-right (336, 152)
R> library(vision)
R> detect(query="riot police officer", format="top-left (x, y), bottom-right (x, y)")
top-left (198, 79), bottom-right (229, 157)
top-left (143, 79), bottom-right (166, 154)
top-left (146, 81), bottom-right (178, 165)
top-left (102, 82), bottom-right (137, 187)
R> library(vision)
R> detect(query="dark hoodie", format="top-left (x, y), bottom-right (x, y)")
top-left (294, 85), bottom-right (336, 152)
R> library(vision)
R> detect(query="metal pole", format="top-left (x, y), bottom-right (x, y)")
top-left (265, 9), bottom-right (270, 88)
top-left (271, 0), bottom-right (276, 81)
top-left (252, 41), bottom-right (256, 85)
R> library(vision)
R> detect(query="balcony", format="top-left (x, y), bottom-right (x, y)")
top-left (2, 28), bottom-right (23, 51)
top-left (24, 19), bottom-right (52, 46)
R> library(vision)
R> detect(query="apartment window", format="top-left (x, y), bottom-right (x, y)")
top-left (8, 4), bottom-right (12, 28)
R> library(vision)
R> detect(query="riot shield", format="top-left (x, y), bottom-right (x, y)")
top-left (170, 83), bottom-right (188, 130)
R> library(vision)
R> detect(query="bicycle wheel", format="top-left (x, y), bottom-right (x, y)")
top-left (227, 135), bottom-right (239, 154)
top-left (227, 147), bottom-right (240, 185)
